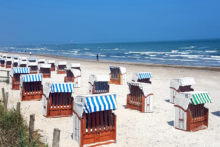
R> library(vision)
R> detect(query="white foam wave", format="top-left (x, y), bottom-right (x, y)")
top-left (211, 56), bottom-right (220, 58)
top-left (127, 56), bottom-right (140, 59)
top-left (172, 50), bottom-right (179, 53)
top-left (150, 55), bottom-right (156, 56)
top-left (206, 50), bottom-right (217, 52)
top-left (170, 55), bottom-right (203, 58)
top-left (179, 46), bottom-right (196, 49)
top-left (113, 48), bottom-right (119, 50)
top-left (70, 51), bottom-right (78, 53)
top-left (110, 56), bottom-right (126, 58)
top-left (99, 55), bottom-right (106, 57)
top-left (181, 59), bottom-right (199, 61)
top-left (84, 48), bottom-right (90, 50)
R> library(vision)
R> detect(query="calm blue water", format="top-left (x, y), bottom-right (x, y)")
top-left (1, 39), bottom-right (220, 67)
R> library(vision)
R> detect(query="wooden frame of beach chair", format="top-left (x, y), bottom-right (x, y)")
top-left (73, 93), bottom-right (117, 147)
top-left (55, 61), bottom-right (67, 74)
top-left (64, 68), bottom-right (81, 88)
top-left (132, 72), bottom-right (152, 84)
top-left (0, 59), bottom-right (5, 67)
top-left (88, 74), bottom-right (110, 94)
top-left (5, 59), bottom-right (12, 68)
top-left (9, 67), bottom-right (30, 90)
top-left (170, 77), bottom-right (195, 104)
top-left (20, 74), bottom-right (43, 101)
top-left (46, 60), bottom-right (55, 71)
top-left (38, 64), bottom-right (51, 78)
top-left (69, 63), bottom-right (81, 71)
top-left (174, 91), bottom-right (211, 132)
top-left (28, 62), bottom-right (38, 74)
top-left (127, 82), bottom-right (153, 113)
top-left (109, 66), bottom-right (126, 85)
top-left (42, 82), bottom-right (74, 118)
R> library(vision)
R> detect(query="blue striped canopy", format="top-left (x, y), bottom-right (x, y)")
top-left (12, 67), bottom-right (30, 74)
top-left (0, 58), bottom-right (5, 61)
top-left (28, 57), bottom-right (36, 61)
top-left (84, 94), bottom-right (117, 113)
top-left (51, 83), bottom-right (74, 93)
top-left (139, 72), bottom-right (152, 79)
top-left (22, 74), bottom-right (42, 82)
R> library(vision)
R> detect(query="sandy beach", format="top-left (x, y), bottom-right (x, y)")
top-left (1, 52), bottom-right (220, 147)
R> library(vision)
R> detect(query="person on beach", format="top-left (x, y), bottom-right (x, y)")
top-left (97, 54), bottom-right (99, 61)
top-left (30, 52), bottom-right (32, 56)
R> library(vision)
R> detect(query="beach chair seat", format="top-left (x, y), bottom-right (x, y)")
top-left (9, 67), bottom-right (30, 90)
top-left (46, 60), bottom-right (55, 71)
top-left (64, 68), bottom-right (81, 87)
top-left (42, 82), bottom-right (74, 117)
top-left (174, 91), bottom-right (211, 132)
top-left (127, 82), bottom-right (153, 113)
top-left (73, 93), bottom-right (117, 147)
top-left (109, 66), bottom-right (126, 85)
top-left (132, 72), bottom-right (152, 83)
top-left (170, 77), bottom-right (195, 104)
top-left (12, 59), bottom-right (19, 67)
top-left (55, 61), bottom-right (67, 74)
top-left (88, 74), bottom-right (110, 94)
top-left (13, 55), bottom-right (19, 60)
top-left (6, 55), bottom-right (12, 59)
top-left (38, 64), bottom-right (51, 78)
top-left (20, 74), bottom-right (43, 101)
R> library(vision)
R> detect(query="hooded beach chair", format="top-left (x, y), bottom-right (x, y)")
top-left (38, 64), bottom-right (51, 78)
top-left (13, 55), bottom-right (19, 60)
top-left (2, 54), bottom-right (7, 58)
top-left (6, 55), bottom-right (12, 59)
top-left (68, 63), bottom-right (81, 71)
top-left (127, 82), bottom-right (153, 113)
top-left (64, 68), bottom-right (81, 88)
top-left (46, 60), bottom-right (55, 71)
top-left (0, 58), bottom-right (5, 67)
top-left (19, 57), bottom-right (27, 61)
top-left (174, 91), bottom-right (212, 132)
top-left (5, 58), bottom-right (12, 68)
top-left (20, 74), bottom-right (43, 101)
top-left (38, 59), bottom-right (46, 64)
top-left (28, 62), bottom-right (38, 74)
top-left (28, 57), bottom-right (37, 62)
top-left (109, 66), bottom-right (126, 85)
top-left (73, 93), bottom-right (117, 147)
top-left (88, 74), bottom-right (110, 94)
top-left (42, 82), bottom-right (74, 117)
top-left (132, 72), bottom-right (152, 84)
top-left (170, 77), bottom-right (195, 104)
top-left (12, 59), bottom-right (19, 67)
top-left (9, 67), bottom-right (30, 90)
top-left (18, 60), bottom-right (28, 67)
top-left (55, 61), bottom-right (67, 74)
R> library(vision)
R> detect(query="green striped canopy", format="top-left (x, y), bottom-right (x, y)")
top-left (190, 93), bottom-right (212, 105)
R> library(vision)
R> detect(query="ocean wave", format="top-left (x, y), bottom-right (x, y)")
top-left (170, 55), bottom-right (203, 58)
top-left (206, 50), bottom-right (217, 52)
top-left (99, 55), bottom-right (106, 57)
top-left (70, 51), bottom-right (78, 53)
top-left (180, 59), bottom-right (199, 61)
top-left (113, 48), bottom-right (119, 50)
top-left (179, 46), bottom-right (196, 49)
top-left (211, 56), bottom-right (220, 58)
top-left (127, 56), bottom-right (140, 58)
top-left (172, 50), bottom-right (179, 53)
top-left (150, 55), bottom-right (156, 56)
top-left (84, 48), bottom-right (90, 50)
top-left (110, 56), bottom-right (126, 58)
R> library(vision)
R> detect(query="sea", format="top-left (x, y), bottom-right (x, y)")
top-left (1, 39), bottom-right (220, 67)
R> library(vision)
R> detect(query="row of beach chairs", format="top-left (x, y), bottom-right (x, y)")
top-left (0, 53), bottom-right (213, 147)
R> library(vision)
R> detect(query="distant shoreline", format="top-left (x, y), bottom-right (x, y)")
top-left (1, 51), bottom-right (220, 71)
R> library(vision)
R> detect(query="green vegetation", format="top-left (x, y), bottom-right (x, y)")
top-left (0, 99), bottom-right (48, 147)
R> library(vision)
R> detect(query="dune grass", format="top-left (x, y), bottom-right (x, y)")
top-left (0, 99), bottom-right (48, 147)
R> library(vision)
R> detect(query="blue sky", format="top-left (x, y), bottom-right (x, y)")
top-left (0, 0), bottom-right (220, 44)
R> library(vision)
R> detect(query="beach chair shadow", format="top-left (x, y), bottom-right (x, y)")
top-left (122, 105), bottom-right (126, 109)
top-left (165, 99), bottom-right (170, 103)
top-left (167, 121), bottom-right (174, 126)
top-left (211, 111), bottom-right (219, 117)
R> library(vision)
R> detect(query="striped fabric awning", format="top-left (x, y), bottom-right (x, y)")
top-left (138, 72), bottom-right (152, 79)
top-left (12, 67), bottom-right (30, 73)
top-left (190, 93), bottom-right (212, 105)
top-left (50, 83), bottom-right (74, 93)
top-left (28, 58), bottom-right (36, 61)
top-left (84, 94), bottom-right (117, 113)
top-left (0, 58), bottom-right (5, 61)
top-left (22, 74), bottom-right (42, 82)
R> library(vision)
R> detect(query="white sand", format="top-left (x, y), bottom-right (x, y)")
top-left (1, 52), bottom-right (220, 147)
